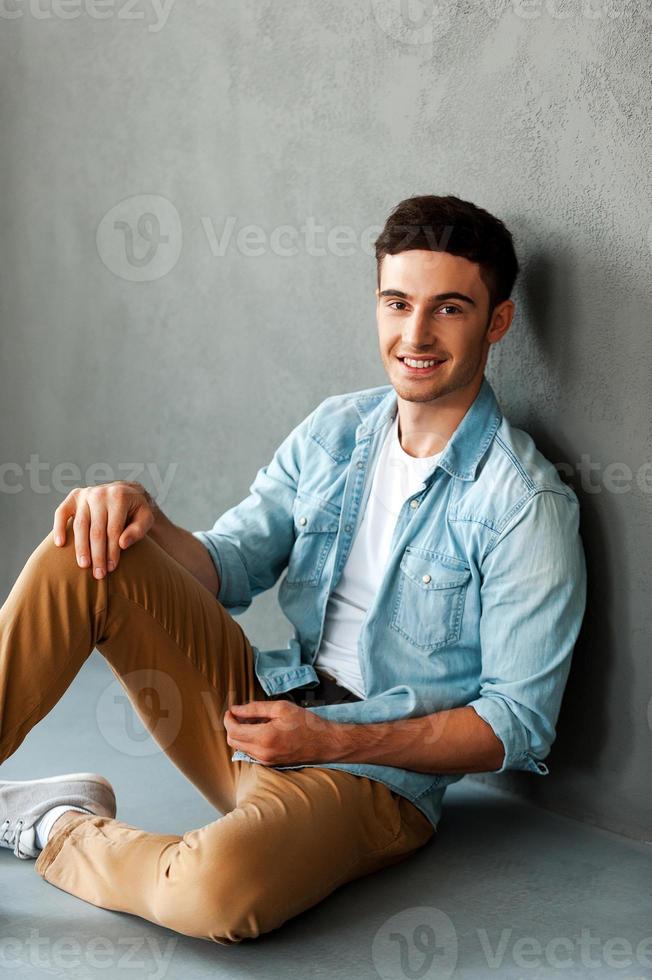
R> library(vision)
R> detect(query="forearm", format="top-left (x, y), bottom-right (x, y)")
top-left (146, 500), bottom-right (220, 596)
top-left (328, 706), bottom-right (505, 774)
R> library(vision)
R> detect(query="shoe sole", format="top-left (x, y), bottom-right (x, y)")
top-left (0, 772), bottom-right (115, 796)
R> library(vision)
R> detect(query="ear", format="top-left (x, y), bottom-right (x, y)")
top-left (486, 299), bottom-right (516, 345)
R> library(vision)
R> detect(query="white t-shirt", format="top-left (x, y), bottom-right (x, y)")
top-left (313, 411), bottom-right (443, 697)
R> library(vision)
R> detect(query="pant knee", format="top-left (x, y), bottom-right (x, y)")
top-left (152, 886), bottom-right (261, 944)
top-left (30, 524), bottom-right (157, 584)
top-left (151, 837), bottom-right (272, 944)
top-left (12, 528), bottom-right (82, 597)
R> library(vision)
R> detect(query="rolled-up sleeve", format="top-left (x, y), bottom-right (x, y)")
top-left (467, 488), bottom-right (587, 775)
top-left (192, 405), bottom-right (318, 615)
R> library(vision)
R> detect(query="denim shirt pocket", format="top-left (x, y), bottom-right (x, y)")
top-left (284, 496), bottom-right (341, 587)
top-left (390, 548), bottom-right (471, 651)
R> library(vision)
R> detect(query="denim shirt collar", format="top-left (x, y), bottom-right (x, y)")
top-left (353, 374), bottom-right (503, 482)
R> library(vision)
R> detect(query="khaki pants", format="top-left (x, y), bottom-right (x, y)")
top-left (0, 530), bottom-right (434, 945)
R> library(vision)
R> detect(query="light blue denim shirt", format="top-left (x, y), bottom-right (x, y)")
top-left (193, 375), bottom-right (587, 829)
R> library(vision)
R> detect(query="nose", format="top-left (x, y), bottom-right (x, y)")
top-left (402, 306), bottom-right (436, 350)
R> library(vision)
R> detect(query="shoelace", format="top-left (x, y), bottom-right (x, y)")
top-left (1, 817), bottom-right (25, 858)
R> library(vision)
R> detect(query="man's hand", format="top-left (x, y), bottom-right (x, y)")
top-left (52, 481), bottom-right (157, 579)
top-left (224, 700), bottom-right (506, 772)
top-left (224, 699), bottom-right (338, 766)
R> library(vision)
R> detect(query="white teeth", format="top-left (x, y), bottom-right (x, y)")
top-left (403, 358), bottom-right (439, 368)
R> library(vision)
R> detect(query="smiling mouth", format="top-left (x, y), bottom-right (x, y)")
top-left (396, 355), bottom-right (446, 374)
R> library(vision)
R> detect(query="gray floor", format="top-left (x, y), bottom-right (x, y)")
top-left (1, 653), bottom-right (651, 980)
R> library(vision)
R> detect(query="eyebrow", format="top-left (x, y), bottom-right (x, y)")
top-left (378, 289), bottom-right (477, 307)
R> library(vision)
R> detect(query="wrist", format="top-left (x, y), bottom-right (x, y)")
top-left (322, 720), bottom-right (355, 763)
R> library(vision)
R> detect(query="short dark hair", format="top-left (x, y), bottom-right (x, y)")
top-left (374, 194), bottom-right (520, 315)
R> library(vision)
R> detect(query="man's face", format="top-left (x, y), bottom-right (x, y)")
top-left (376, 249), bottom-right (506, 404)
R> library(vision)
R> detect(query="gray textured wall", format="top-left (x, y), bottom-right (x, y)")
top-left (1, 1), bottom-right (650, 842)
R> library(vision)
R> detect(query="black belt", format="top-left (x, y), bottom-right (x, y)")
top-left (278, 671), bottom-right (363, 707)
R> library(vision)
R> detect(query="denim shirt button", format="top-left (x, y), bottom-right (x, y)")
top-left (345, 524), bottom-right (353, 533)
top-left (410, 499), bottom-right (419, 509)
top-left (298, 516), bottom-right (307, 526)
top-left (422, 574), bottom-right (431, 584)
top-left (356, 460), bottom-right (364, 469)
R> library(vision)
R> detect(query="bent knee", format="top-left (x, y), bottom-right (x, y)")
top-left (28, 524), bottom-right (161, 584)
top-left (163, 873), bottom-right (270, 943)
top-left (151, 836), bottom-right (280, 944)
top-left (152, 886), bottom-right (265, 944)
top-left (24, 525), bottom-right (81, 581)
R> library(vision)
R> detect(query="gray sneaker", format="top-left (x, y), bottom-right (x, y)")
top-left (0, 772), bottom-right (117, 859)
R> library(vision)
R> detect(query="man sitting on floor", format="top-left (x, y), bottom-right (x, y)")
top-left (0, 194), bottom-right (586, 945)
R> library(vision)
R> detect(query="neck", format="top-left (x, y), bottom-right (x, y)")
top-left (396, 375), bottom-right (484, 458)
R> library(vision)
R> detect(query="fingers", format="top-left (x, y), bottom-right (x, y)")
top-left (224, 711), bottom-right (269, 732)
top-left (224, 707), bottom-right (272, 739)
top-left (118, 502), bottom-right (153, 551)
top-left (226, 702), bottom-right (300, 737)
top-left (224, 710), bottom-right (268, 756)
top-left (52, 497), bottom-right (75, 546)
top-left (224, 701), bottom-right (306, 765)
top-left (87, 495), bottom-right (109, 579)
top-left (72, 497), bottom-right (92, 568)
top-left (52, 482), bottom-right (156, 576)
top-left (106, 499), bottom-right (130, 572)
top-left (224, 701), bottom-right (297, 743)
top-left (228, 700), bottom-right (278, 720)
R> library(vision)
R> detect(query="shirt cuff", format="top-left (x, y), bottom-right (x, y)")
top-left (467, 695), bottom-right (550, 775)
top-left (192, 531), bottom-right (251, 614)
